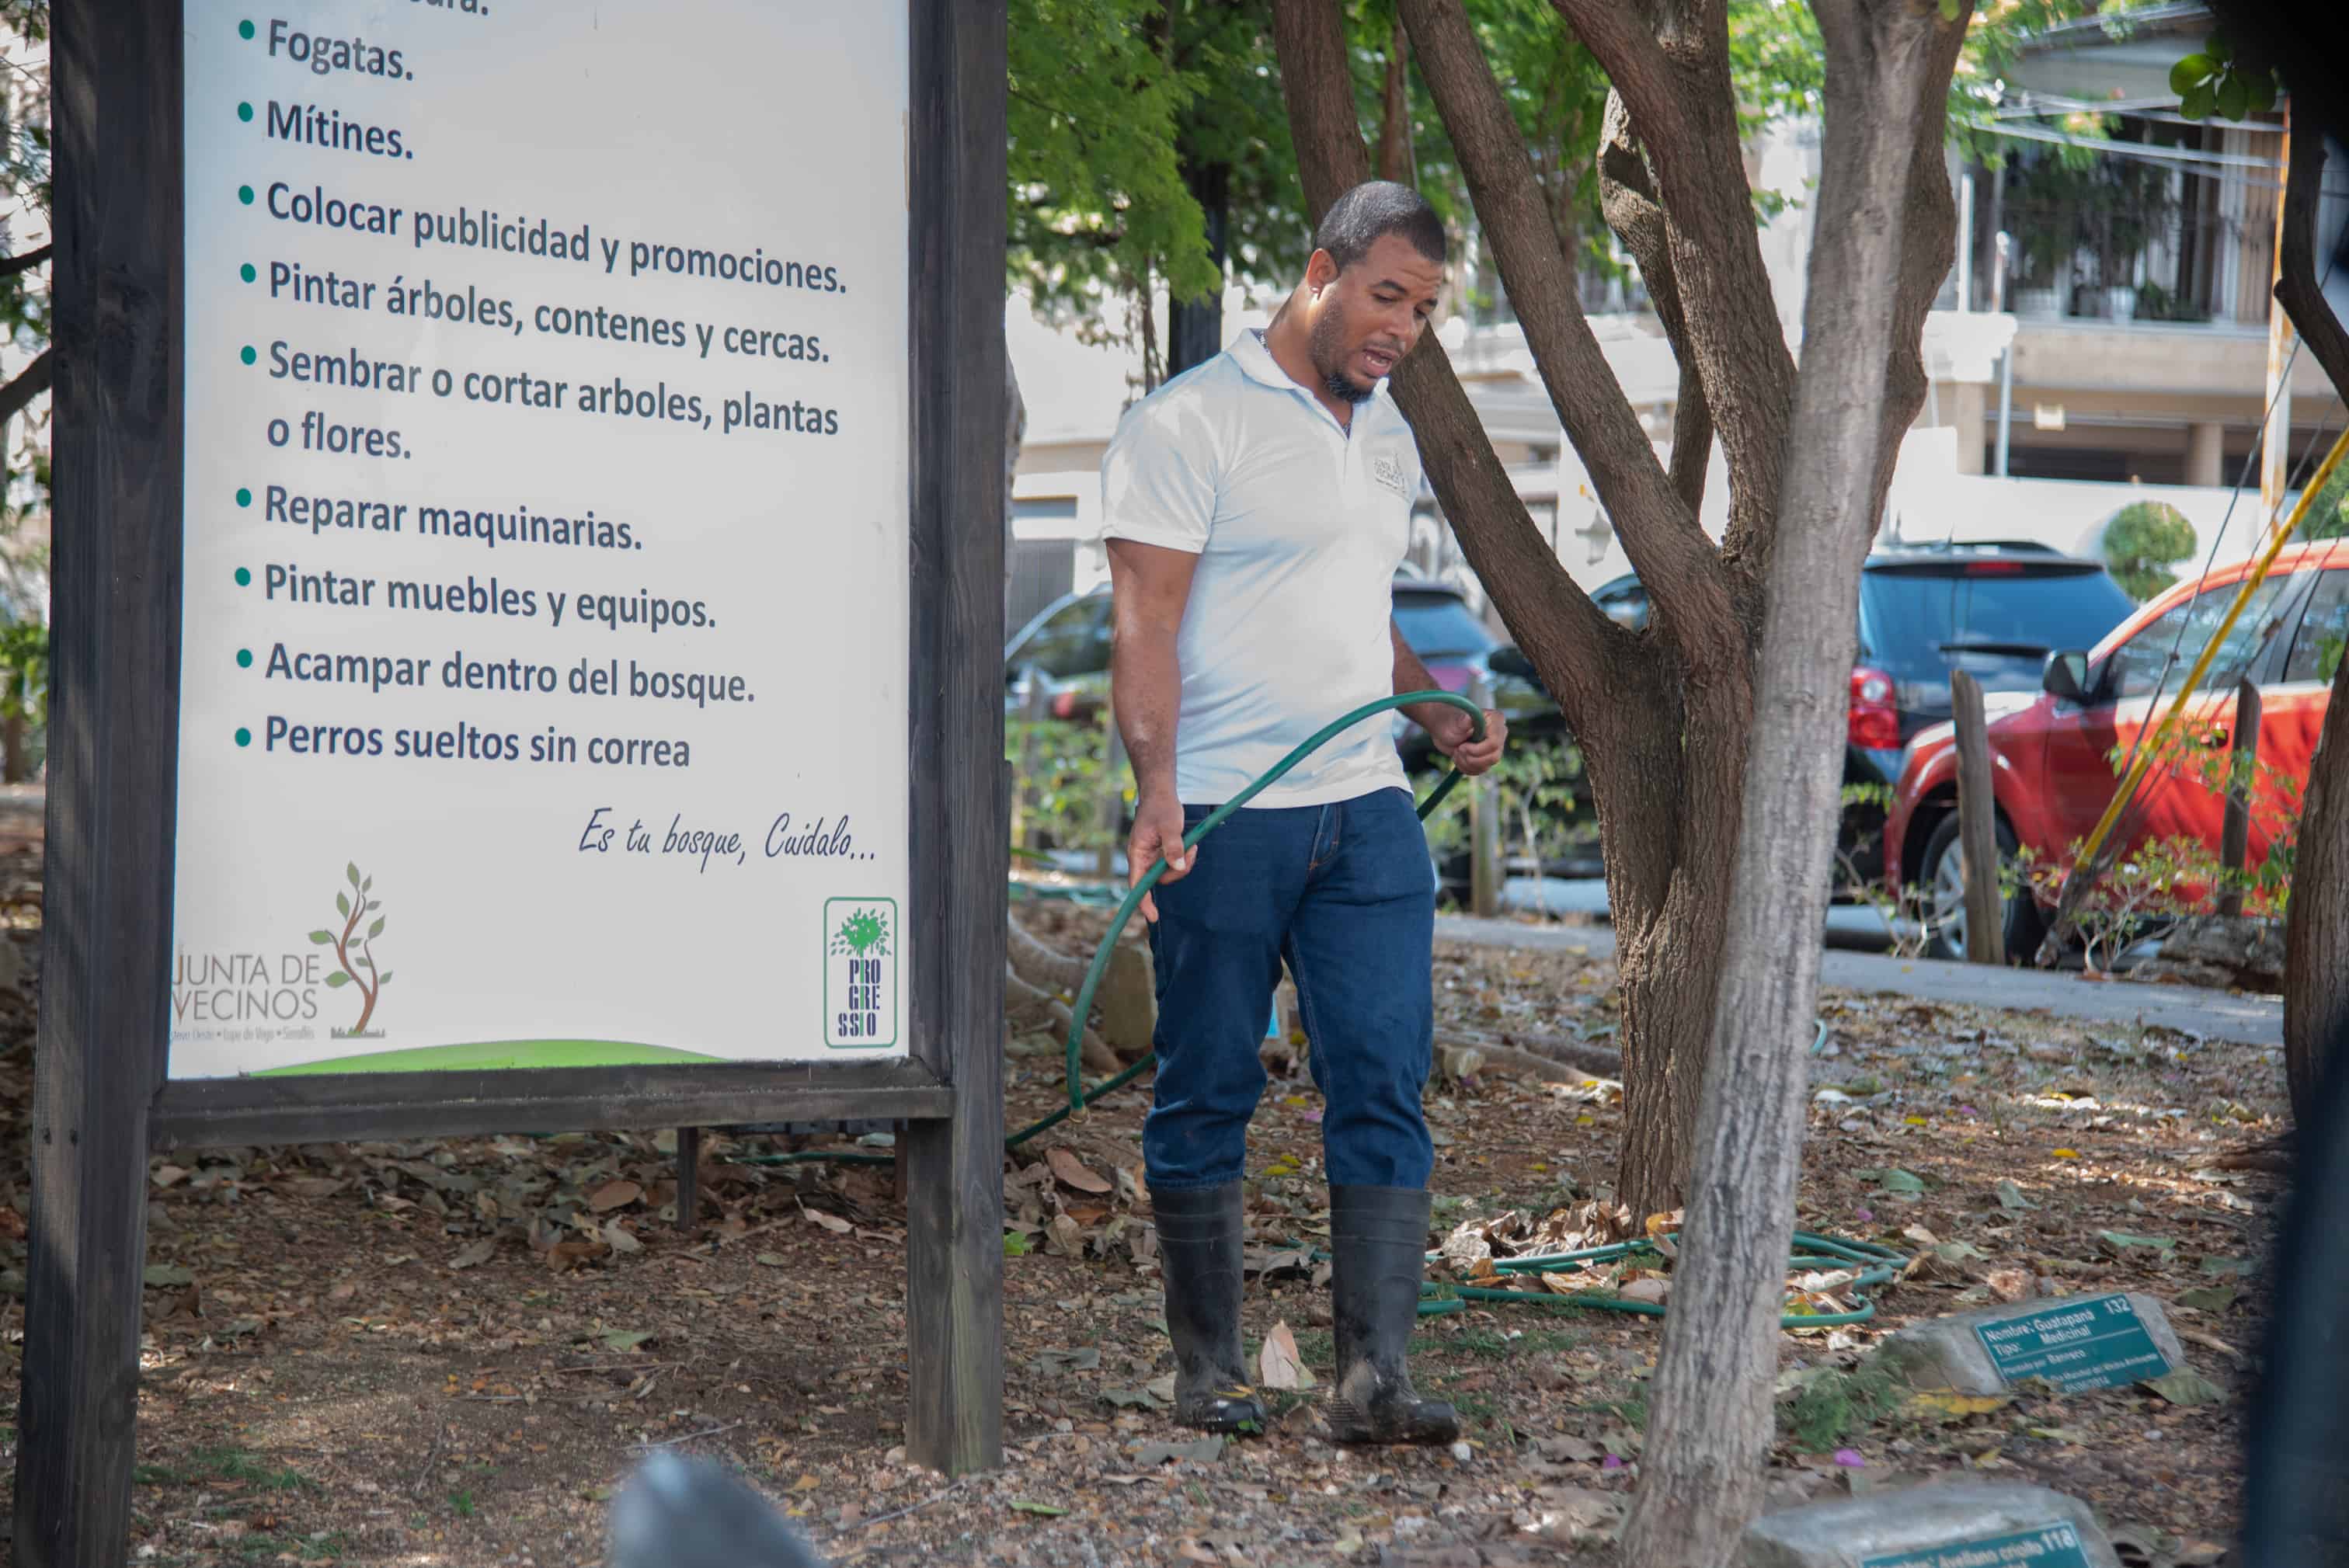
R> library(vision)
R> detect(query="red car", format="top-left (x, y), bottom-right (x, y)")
top-left (1885, 541), bottom-right (2349, 961)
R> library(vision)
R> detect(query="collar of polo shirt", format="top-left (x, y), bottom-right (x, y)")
top-left (1229, 327), bottom-right (1390, 409)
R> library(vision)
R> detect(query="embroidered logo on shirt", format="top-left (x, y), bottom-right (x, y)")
top-left (1371, 452), bottom-right (1409, 497)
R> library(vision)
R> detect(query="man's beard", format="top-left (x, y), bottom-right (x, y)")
top-left (1309, 306), bottom-right (1378, 405)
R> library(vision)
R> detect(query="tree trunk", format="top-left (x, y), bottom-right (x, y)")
top-left (2277, 130), bottom-right (2349, 1125)
top-left (1166, 158), bottom-right (1230, 379)
top-left (1376, 16), bottom-right (1414, 184)
top-left (1623, 5), bottom-right (1968, 1563)
top-left (1584, 668), bottom-right (1745, 1216)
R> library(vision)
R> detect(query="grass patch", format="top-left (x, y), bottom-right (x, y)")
top-left (141, 1448), bottom-right (312, 1493)
top-left (1577, 1393), bottom-right (1648, 1431)
top-left (232, 1532), bottom-right (350, 1563)
top-left (1262, 1389), bottom-right (1314, 1420)
top-left (449, 1490), bottom-right (476, 1518)
top-left (1782, 1361), bottom-right (1905, 1452)
top-left (1427, 1326), bottom-right (1582, 1360)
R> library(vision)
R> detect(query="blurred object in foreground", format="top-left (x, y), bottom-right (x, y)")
top-left (610, 1452), bottom-right (826, 1568)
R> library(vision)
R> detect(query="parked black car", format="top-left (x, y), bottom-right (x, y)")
top-left (1005, 575), bottom-right (1562, 769)
top-left (1590, 541), bottom-right (2139, 884)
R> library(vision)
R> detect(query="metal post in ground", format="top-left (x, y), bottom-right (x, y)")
top-left (1951, 670), bottom-right (2005, 965)
top-left (2218, 678), bottom-right (2264, 920)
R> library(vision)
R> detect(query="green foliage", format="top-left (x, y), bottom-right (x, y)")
top-left (1999, 148), bottom-right (2177, 293)
top-left (2102, 501), bottom-right (2197, 603)
top-left (1488, 732), bottom-right (1584, 867)
top-left (1412, 732), bottom-right (1591, 891)
top-left (2302, 461), bottom-right (2349, 544)
top-left (0, 617), bottom-right (44, 738)
top-left (1836, 782), bottom-right (1937, 961)
top-left (1000, 0), bottom-right (2127, 373)
top-left (162, 1447), bottom-right (315, 1493)
top-left (1008, 0), bottom-right (1218, 363)
top-left (2169, 26), bottom-right (2281, 124)
top-left (1783, 1360), bottom-right (1905, 1452)
top-left (2010, 718), bottom-right (2305, 968)
top-left (1007, 714), bottom-right (1120, 854)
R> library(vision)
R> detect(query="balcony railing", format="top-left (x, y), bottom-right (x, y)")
top-left (1967, 144), bottom-right (2279, 329)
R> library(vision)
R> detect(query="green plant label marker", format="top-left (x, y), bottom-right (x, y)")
top-left (822, 895), bottom-right (897, 1049)
top-left (1862, 1520), bottom-right (2090, 1568)
top-left (1971, 1294), bottom-right (2169, 1392)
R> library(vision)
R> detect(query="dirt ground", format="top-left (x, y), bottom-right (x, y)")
top-left (0, 884), bottom-right (2287, 1567)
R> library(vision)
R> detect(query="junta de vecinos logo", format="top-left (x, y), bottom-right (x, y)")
top-left (311, 860), bottom-right (394, 1038)
top-left (823, 897), bottom-right (896, 1048)
top-left (171, 860), bottom-right (395, 1038)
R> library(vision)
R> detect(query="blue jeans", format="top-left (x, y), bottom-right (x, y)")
top-left (1143, 786), bottom-right (1436, 1192)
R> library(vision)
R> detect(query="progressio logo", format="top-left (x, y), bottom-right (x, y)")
top-left (308, 861), bottom-right (394, 1038)
top-left (823, 897), bottom-right (896, 1048)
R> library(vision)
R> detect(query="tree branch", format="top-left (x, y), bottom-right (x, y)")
top-left (1270, 0), bottom-right (1622, 728)
top-left (1376, 14), bottom-right (1414, 183)
top-left (1669, 363), bottom-right (1713, 513)
top-left (1400, 0), bottom-right (1741, 673)
top-left (2278, 135), bottom-right (2349, 397)
top-left (1597, 94), bottom-right (1711, 513)
top-left (0, 349), bottom-right (49, 429)
top-left (1861, 14), bottom-right (1971, 543)
top-left (0, 243), bottom-right (48, 280)
top-left (1547, 0), bottom-right (1675, 122)
top-left (1560, 0), bottom-right (1795, 567)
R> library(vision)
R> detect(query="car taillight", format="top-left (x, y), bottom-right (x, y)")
top-left (1848, 666), bottom-right (1902, 750)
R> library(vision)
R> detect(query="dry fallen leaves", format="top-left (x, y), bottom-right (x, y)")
top-left (589, 1179), bottom-right (644, 1213)
top-left (1046, 1146), bottom-right (1112, 1194)
top-left (1258, 1320), bottom-right (1314, 1391)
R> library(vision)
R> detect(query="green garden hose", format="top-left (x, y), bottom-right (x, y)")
top-left (1411, 1231), bottom-right (1907, 1327)
top-left (749, 690), bottom-right (1909, 1324)
top-left (1018, 688), bottom-right (1485, 1144)
top-left (742, 690), bottom-right (1478, 1169)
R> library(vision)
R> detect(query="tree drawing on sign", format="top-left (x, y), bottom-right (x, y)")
top-left (309, 862), bottom-right (392, 1036)
top-left (830, 907), bottom-right (889, 961)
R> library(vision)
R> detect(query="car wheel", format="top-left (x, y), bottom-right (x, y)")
top-left (1919, 813), bottom-right (2044, 964)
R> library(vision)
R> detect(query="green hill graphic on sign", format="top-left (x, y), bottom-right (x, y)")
top-left (257, 1040), bottom-right (722, 1076)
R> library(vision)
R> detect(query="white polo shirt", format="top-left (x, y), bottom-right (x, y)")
top-left (1099, 329), bottom-right (1422, 808)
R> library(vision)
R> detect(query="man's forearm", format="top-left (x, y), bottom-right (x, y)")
top-left (1114, 630), bottom-right (1184, 801)
top-left (1391, 621), bottom-right (1470, 743)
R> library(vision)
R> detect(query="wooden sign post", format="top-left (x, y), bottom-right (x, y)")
top-left (23, 2), bottom-right (1007, 1561)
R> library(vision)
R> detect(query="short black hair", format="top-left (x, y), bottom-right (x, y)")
top-left (1314, 180), bottom-right (1446, 273)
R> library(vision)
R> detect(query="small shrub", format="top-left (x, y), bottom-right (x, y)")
top-left (2103, 501), bottom-right (2197, 603)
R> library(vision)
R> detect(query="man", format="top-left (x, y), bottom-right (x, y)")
top-left (1098, 180), bottom-right (1505, 1445)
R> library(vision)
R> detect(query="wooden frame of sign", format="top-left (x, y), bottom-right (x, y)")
top-left (18, 2), bottom-right (1007, 1560)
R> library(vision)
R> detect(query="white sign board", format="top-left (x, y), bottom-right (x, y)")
top-left (170, 1), bottom-right (912, 1076)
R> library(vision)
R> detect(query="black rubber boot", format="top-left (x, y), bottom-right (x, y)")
top-left (1328, 1184), bottom-right (1459, 1445)
top-left (1153, 1183), bottom-right (1266, 1433)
